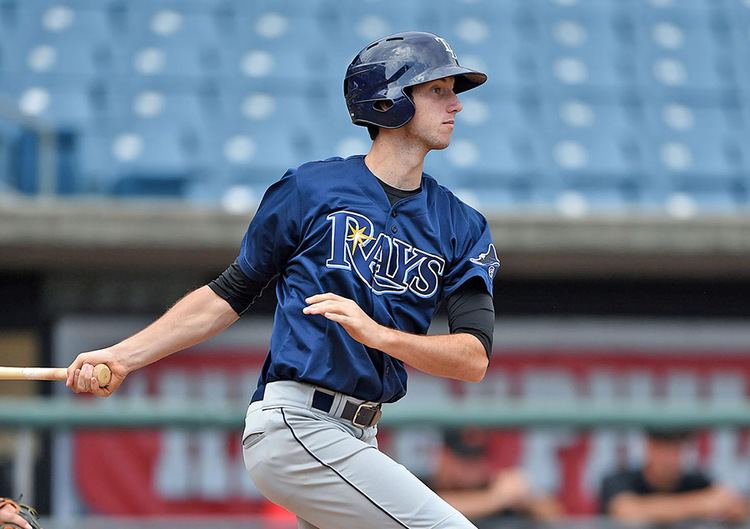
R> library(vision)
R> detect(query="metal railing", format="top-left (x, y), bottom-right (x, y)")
top-left (2, 397), bottom-right (750, 429)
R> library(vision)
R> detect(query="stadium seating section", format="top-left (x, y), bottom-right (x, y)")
top-left (0, 0), bottom-right (749, 214)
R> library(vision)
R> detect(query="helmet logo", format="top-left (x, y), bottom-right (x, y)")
top-left (434, 37), bottom-right (457, 62)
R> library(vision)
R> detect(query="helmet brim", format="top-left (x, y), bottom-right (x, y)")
top-left (407, 65), bottom-right (487, 94)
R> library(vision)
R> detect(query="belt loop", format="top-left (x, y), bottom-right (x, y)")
top-left (331, 392), bottom-right (346, 416)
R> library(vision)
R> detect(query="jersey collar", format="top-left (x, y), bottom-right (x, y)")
top-left (354, 155), bottom-right (426, 212)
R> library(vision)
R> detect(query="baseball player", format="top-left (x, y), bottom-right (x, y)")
top-left (67, 32), bottom-right (498, 529)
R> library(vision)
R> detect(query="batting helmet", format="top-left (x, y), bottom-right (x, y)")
top-left (344, 31), bottom-right (487, 130)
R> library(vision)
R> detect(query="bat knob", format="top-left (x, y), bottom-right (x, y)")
top-left (93, 364), bottom-right (112, 387)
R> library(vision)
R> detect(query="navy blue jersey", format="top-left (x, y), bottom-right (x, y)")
top-left (238, 155), bottom-right (498, 403)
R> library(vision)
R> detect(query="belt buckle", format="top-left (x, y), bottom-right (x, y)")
top-left (352, 403), bottom-right (382, 428)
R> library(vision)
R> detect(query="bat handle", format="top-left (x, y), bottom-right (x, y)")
top-left (92, 364), bottom-right (112, 387)
top-left (0, 363), bottom-right (111, 386)
top-left (66, 363), bottom-right (112, 387)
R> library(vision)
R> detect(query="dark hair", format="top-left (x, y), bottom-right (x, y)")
top-left (645, 428), bottom-right (695, 442)
top-left (443, 427), bottom-right (488, 458)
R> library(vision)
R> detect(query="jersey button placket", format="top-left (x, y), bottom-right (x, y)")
top-left (390, 225), bottom-right (398, 234)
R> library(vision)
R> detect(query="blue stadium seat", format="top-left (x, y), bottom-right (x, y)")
top-left (634, 0), bottom-right (724, 14)
top-left (539, 11), bottom-right (640, 90)
top-left (730, 10), bottom-right (750, 94)
top-left (0, 77), bottom-right (97, 128)
top-left (534, 0), bottom-right (638, 17)
top-left (2, 0), bottom-right (748, 206)
top-left (334, 0), bottom-right (440, 43)
top-left (79, 125), bottom-right (196, 195)
top-left (742, 94), bottom-right (750, 194)
top-left (214, 89), bottom-right (319, 160)
top-left (194, 119), bottom-right (312, 188)
top-left (439, 5), bottom-right (541, 88)
top-left (100, 83), bottom-right (215, 149)
top-left (643, 98), bottom-right (746, 201)
top-left (1, 3), bottom-right (128, 77)
top-left (638, 187), bottom-right (743, 215)
top-left (1, 4), bottom-right (112, 75)
top-left (636, 10), bottom-right (737, 92)
top-left (232, 8), bottom-right (324, 48)
top-left (543, 93), bottom-right (647, 200)
top-left (126, 40), bottom-right (207, 79)
top-left (235, 0), bottom-right (328, 21)
top-left (121, 7), bottom-right (222, 42)
top-left (0, 8), bottom-right (23, 74)
top-left (725, 0), bottom-right (750, 31)
top-left (216, 40), bottom-right (325, 87)
top-left (20, 39), bottom-right (113, 77)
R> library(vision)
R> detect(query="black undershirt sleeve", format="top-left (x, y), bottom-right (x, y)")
top-left (444, 277), bottom-right (495, 358)
top-left (208, 259), bottom-right (270, 316)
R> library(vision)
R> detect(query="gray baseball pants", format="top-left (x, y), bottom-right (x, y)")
top-left (242, 380), bottom-right (477, 529)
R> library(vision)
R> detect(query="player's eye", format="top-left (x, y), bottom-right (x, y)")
top-left (432, 86), bottom-right (442, 95)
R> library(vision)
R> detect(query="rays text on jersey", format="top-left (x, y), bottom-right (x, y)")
top-left (326, 210), bottom-right (445, 298)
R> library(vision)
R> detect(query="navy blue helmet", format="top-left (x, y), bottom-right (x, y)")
top-left (344, 31), bottom-right (487, 129)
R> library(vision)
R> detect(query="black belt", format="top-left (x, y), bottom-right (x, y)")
top-left (311, 389), bottom-right (382, 428)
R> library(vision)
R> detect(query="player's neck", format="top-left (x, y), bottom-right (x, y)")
top-left (365, 135), bottom-right (426, 190)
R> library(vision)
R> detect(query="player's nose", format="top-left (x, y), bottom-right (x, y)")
top-left (448, 93), bottom-right (462, 114)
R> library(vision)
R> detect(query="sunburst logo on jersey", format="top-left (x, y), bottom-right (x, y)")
top-left (327, 210), bottom-right (445, 298)
top-left (346, 224), bottom-right (376, 254)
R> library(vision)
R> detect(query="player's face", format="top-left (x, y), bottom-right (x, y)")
top-left (406, 77), bottom-right (462, 151)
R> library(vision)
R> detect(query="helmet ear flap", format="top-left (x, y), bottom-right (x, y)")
top-left (373, 100), bottom-right (394, 112)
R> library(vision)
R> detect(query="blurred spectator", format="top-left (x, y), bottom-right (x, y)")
top-left (600, 428), bottom-right (748, 525)
top-left (424, 427), bottom-right (561, 523)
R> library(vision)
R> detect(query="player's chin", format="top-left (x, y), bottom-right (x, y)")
top-left (424, 133), bottom-right (449, 150)
top-left (431, 138), bottom-right (452, 151)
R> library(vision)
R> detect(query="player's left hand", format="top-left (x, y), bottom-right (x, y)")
top-left (303, 293), bottom-right (384, 348)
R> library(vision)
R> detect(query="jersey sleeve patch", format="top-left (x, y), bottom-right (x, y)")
top-left (469, 243), bottom-right (500, 279)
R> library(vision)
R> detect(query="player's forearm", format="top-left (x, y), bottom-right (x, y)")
top-left (374, 328), bottom-right (488, 382)
top-left (609, 491), bottom-right (716, 523)
top-left (112, 286), bottom-right (239, 373)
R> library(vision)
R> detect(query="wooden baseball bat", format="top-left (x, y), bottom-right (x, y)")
top-left (0, 363), bottom-right (111, 387)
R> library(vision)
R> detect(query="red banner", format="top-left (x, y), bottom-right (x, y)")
top-left (72, 348), bottom-right (750, 516)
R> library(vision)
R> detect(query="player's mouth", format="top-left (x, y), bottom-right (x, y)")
top-left (442, 119), bottom-right (455, 128)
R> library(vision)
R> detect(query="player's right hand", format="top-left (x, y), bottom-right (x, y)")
top-left (66, 348), bottom-right (128, 397)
